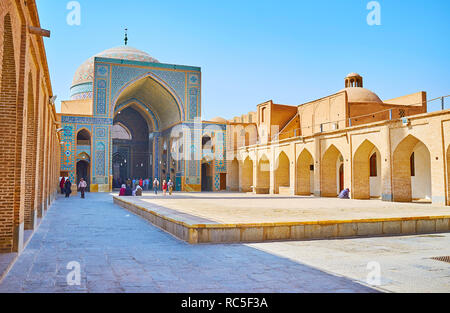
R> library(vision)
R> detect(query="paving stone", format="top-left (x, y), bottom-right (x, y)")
top-left (0, 193), bottom-right (377, 293)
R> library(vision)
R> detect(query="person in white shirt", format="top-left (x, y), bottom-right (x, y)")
top-left (78, 178), bottom-right (88, 199)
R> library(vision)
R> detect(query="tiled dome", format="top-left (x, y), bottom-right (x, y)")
top-left (70, 46), bottom-right (159, 100)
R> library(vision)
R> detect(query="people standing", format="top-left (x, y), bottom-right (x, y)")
top-left (119, 184), bottom-right (126, 196)
top-left (64, 179), bottom-right (72, 198)
top-left (168, 179), bottom-right (174, 196)
top-left (162, 180), bottom-right (167, 196)
top-left (60, 177), bottom-right (66, 194)
top-left (153, 178), bottom-right (160, 195)
top-left (78, 178), bottom-right (87, 199)
top-left (125, 185), bottom-right (132, 196)
top-left (135, 185), bottom-right (143, 196)
top-left (139, 178), bottom-right (143, 188)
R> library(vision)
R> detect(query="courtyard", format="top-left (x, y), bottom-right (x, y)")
top-left (118, 192), bottom-right (450, 224)
top-left (0, 193), bottom-right (448, 293)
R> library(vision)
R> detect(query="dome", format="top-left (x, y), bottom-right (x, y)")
top-left (210, 117), bottom-right (227, 123)
top-left (70, 46), bottom-right (159, 100)
top-left (346, 72), bottom-right (362, 78)
top-left (339, 87), bottom-right (383, 104)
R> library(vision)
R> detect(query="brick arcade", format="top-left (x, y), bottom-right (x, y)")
top-left (1, 0), bottom-right (450, 257)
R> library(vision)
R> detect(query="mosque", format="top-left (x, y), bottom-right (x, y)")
top-left (59, 44), bottom-right (450, 206)
top-left (1, 0), bottom-right (450, 255)
top-left (59, 45), bottom-right (214, 193)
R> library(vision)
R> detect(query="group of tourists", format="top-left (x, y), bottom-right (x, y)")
top-left (113, 178), bottom-right (155, 190)
top-left (118, 177), bottom-right (174, 197)
top-left (59, 177), bottom-right (88, 199)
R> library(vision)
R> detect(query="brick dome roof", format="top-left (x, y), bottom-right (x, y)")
top-left (339, 87), bottom-right (383, 104)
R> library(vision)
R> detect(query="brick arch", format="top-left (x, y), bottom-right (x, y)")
top-left (242, 156), bottom-right (254, 193)
top-left (76, 128), bottom-right (91, 145)
top-left (393, 134), bottom-right (431, 202)
top-left (75, 127), bottom-right (92, 146)
top-left (0, 13), bottom-right (18, 252)
top-left (353, 139), bottom-right (381, 199)
top-left (275, 151), bottom-right (290, 194)
top-left (256, 154), bottom-right (270, 194)
top-left (321, 144), bottom-right (344, 197)
top-left (447, 145), bottom-right (450, 206)
top-left (230, 158), bottom-right (239, 191)
top-left (24, 73), bottom-right (36, 230)
top-left (296, 148), bottom-right (314, 195)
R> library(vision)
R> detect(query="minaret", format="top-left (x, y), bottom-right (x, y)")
top-left (124, 28), bottom-right (128, 46)
top-left (345, 73), bottom-right (363, 88)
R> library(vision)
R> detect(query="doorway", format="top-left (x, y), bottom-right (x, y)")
top-left (76, 160), bottom-right (90, 192)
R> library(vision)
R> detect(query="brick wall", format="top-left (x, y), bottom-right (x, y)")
top-left (0, 13), bottom-right (18, 252)
top-left (0, 0), bottom-right (60, 253)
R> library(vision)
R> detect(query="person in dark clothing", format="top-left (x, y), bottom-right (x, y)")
top-left (338, 188), bottom-right (350, 199)
top-left (125, 185), bottom-right (132, 196)
top-left (64, 179), bottom-right (72, 198)
top-left (60, 177), bottom-right (66, 194)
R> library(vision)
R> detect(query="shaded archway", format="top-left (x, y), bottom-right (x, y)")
top-left (76, 160), bottom-right (90, 192)
top-left (113, 106), bottom-right (151, 184)
top-left (275, 151), bottom-right (290, 194)
top-left (297, 149), bottom-right (314, 195)
top-left (77, 129), bottom-right (91, 145)
top-left (321, 145), bottom-right (344, 197)
top-left (230, 158), bottom-right (239, 191)
top-left (256, 154), bottom-right (270, 194)
top-left (114, 73), bottom-right (183, 129)
top-left (201, 161), bottom-right (213, 191)
top-left (447, 145), bottom-right (450, 206)
top-left (242, 157), bottom-right (254, 192)
top-left (0, 13), bottom-right (19, 252)
top-left (393, 135), bottom-right (431, 202)
top-left (353, 140), bottom-right (381, 199)
top-left (24, 73), bottom-right (36, 230)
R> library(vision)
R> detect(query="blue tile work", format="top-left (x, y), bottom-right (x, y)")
top-left (201, 123), bottom-right (227, 190)
top-left (61, 116), bottom-right (113, 125)
top-left (109, 65), bottom-right (187, 117)
top-left (61, 125), bottom-right (76, 182)
top-left (186, 123), bottom-right (201, 185)
top-left (187, 72), bottom-right (201, 121)
top-left (62, 56), bottom-right (203, 190)
top-left (214, 131), bottom-right (227, 190)
top-left (76, 146), bottom-right (91, 158)
top-left (76, 124), bottom-right (92, 132)
top-left (114, 98), bottom-right (160, 131)
top-left (93, 63), bottom-right (110, 116)
top-left (154, 133), bottom-right (160, 180)
top-left (70, 82), bottom-right (94, 100)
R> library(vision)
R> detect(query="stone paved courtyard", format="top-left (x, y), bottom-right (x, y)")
top-left (119, 192), bottom-right (450, 224)
top-left (0, 192), bottom-right (448, 293)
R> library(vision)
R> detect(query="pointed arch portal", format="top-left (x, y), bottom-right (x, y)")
top-left (393, 135), bottom-right (432, 202)
top-left (353, 140), bottom-right (381, 199)
top-left (321, 145), bottom-right (344, 197)
top-left (111, 73), bottom-right (186, 187)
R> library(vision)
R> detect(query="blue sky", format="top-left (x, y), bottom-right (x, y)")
top-left (36, 0), bottom-right (450, 120)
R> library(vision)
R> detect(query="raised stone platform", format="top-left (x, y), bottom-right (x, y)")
top-left (113, 193), bottom-right (450, 244)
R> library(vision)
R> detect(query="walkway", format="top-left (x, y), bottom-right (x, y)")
top-left (0, 193), bottom-right (376, 293)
